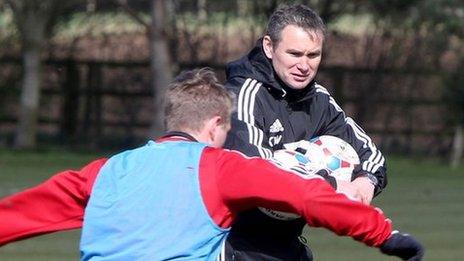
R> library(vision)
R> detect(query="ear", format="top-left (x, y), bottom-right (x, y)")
top-left (262, 35), bottom-right (274, 59)
top-left (203, 116), bottom-right (222, 144)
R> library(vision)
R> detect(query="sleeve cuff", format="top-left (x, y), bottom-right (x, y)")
top-left (324, 175), bottom-right (337, 190)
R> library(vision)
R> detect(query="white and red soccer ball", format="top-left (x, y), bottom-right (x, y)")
top-left (271, 135), bottom-right (360, 183)
top-left (303, 135), bottom-right (360, 182)
top-left (260, 135), bottom-right (360, 220)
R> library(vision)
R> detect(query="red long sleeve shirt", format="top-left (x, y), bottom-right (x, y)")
top-left (0, 136), bottom-right (392, 247)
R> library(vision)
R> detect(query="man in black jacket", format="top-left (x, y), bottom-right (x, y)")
top-left (221, 4), bottom-right (387, 261)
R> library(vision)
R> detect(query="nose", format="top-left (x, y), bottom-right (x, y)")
top-left (296, 58), bottom-right (310, 73)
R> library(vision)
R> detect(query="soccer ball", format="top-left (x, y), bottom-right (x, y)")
top-left (283, 135), bottom-right (360, 181)
top-left (259, 136), bottom-right (360, 220)
top-left (268, 149), bottom-right (322, 177)
top-left (303, 135), bottom-right (360, 181)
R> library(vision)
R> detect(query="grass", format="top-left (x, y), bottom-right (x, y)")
top-left (0, 148), bottom-right (102, 260)
top-left (0, 149), bottom-right (103, 198)
top-left (304, 156), bottom-right (464, 261)
top-left (0, 151), bottom-right (463, 260)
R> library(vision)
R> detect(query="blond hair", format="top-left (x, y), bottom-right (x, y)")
top-left (164, 68), bottom-right (235, 132)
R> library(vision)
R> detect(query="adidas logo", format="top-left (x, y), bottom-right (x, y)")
top-left (270, 119), bottom-right (284, 133)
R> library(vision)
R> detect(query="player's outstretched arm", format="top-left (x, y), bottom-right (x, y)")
top-left (215, 149), bottom-right (423, 260)
top-left (0, 158), bottom-right (106, 246)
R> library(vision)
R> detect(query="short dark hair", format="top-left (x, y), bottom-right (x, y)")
top-left (265, 4), bottom-right (326, 45)
top-left (164, 68), bottom-right (235, 132)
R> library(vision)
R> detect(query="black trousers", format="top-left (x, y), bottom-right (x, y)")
top-left (221, 235), bottom-right (313, 261)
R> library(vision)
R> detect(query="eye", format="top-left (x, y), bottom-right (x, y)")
top-left (307, 52), bottom-right (321, 59)
top-left (289, 52), bottom-right (302, 57)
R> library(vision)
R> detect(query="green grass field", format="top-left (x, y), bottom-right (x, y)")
top-left (0, 150), bottom-right (463, 260)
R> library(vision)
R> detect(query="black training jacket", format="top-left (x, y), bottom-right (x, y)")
top-left (222, 39), bottom-right (387, 260)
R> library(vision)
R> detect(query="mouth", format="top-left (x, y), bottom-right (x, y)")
top-left (291, 73), bottom-right (310, 82)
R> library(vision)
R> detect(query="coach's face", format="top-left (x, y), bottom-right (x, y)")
top-left (263, 25), bottom-right (323, 90)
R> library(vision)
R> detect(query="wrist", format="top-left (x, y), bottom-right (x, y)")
top-left (357, 173), bottom-right (378, 187)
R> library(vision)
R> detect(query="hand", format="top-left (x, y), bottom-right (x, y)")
top-left (335, 180), bottom-right (362, 202)
top-left (351, 176), bottom-right (374, 205)
top-left (380, 231), bottom-right (425, 260)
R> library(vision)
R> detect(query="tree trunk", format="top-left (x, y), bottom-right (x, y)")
top-left (197, 0), bottom-right (207, 22)
top-left (451, 124), bottom-right (463, 168)
top-left (149, 0), bottom-right (173, 138)
top-left (60, 60), bottom-right (80, 143)
top-left (13, 9), bottom-right (46, 149)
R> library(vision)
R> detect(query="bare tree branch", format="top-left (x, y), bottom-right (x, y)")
top-left (115, 0), bottom-right (150, 32)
